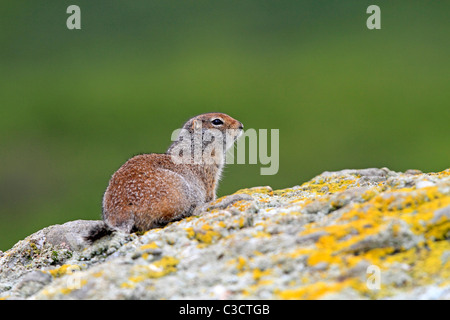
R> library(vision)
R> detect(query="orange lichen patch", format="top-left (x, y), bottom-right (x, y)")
top-left (229, 255), bottom-right (268, 276)
top-left (237, 256), bottom-right (247, 271)
top-left (180, 216), bottom-right (197, 223)
top-left (217, 221), bottom-right (227, 228)
top-left (127, 256), bottom-right (179, 285)
top-left (385, 240), bottom-right (450, 286)
top-left (184, 224), bottom-right (221, 245)
top-left (92, 271), bottom-right (104, 278)
top-left (237, 217), bottom-right (245, 228)
top-left (252, 230), bottom-right (271, 238)
top-left (361, 187), bottom-right (383, 201)
top-left (184, 227), bottom-right (196, 238)
top-left (231, 200), bottom-right (254, 212)
top-left (283, 247), bottom-right (313, 259)
top-left (272, 188), bottom-right (302, 197)
top-left (143, 227), bottom-right (164, 236)
top-left (227, 255), bottom-right (276, 297)
top-left (182, 206), bottom-right (257, 247)
top-left (120, 282), bottom-right (135, 289)
top-left (46, 264), bottom-right (82, 278)
top-left (235, 186), bottom-right (273, 196)
top-left (277, 278), bottom-right (364, 300)
top-left (255, 197), bottom-right (274, 205)
top-left (40, 267), bottom-right (88, 297)
top-left (301, 177), bottom-right (359, 195)
top-left (288, 198), bottom-right (308, 205)
top-left (140, 242), bottom-right (159, 250)
top-left (428, 169), bottom-right (450, 177)
top-left (307, 250), bottom-right (339, 266)
top-left (277, 180), bottom-right (450, 298)
top-left (252, 268), bottom-right (271, 281)
top-left (427, 220), bottom-right (450, 241)
top-left (241, 279), bottom-right (274, 297)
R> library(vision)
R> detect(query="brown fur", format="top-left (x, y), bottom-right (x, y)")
top-left (102, 113), bottom-right (243, 233)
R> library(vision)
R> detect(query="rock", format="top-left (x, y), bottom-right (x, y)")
top-left (431, 205), bottom-right (450, 224)
top-left (9, 271), bottom-right (52, 298)
top-left (0, 168), bottom-right (449, 300)
top-left (45, 220), bottom-right (107, 250)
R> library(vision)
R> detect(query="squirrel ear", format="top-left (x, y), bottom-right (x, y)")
top-left (192, 119), bottom-right (202, 130)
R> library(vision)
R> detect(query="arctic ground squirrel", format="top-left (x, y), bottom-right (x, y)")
top-left (92, 112), bottom-right (243, 237)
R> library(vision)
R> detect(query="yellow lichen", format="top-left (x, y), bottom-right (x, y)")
top-left (268, 177), bottom-right (450, 298)
top-left (217, 221), bottom-right (227, 228)
top-left (127, 256), bottom-right (179, 285)
top-left (184, 227), bottom-right (195, 238)
top-left (235, 186), bottom-right (273, 196)
top-left (277, 279), bottom-right (362, 300)
top-left (46, 264), bottom-right (82, 278)
top-left (140, 242), bottom-right (159, 250)
top-left (92, 271), bottom-right (104, 278)
top-left (252, 268), bottom-right (271, 281)
top-left (252, 231), bottom-right (271, 238)
top-left (237, 256), bottom-right (247, 271)
top-left (184, 224), bottom-right (221, 245)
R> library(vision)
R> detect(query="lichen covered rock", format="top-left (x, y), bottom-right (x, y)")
top-left (1, 168), bottom-right (449, 300)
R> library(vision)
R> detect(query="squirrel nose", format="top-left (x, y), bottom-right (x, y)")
top-left (238, 122), bottom-right (244, 130)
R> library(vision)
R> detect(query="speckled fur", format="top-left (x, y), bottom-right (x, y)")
top-left (102, 113), bottom-right (243, 233)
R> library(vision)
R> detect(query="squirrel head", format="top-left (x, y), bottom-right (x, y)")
top-left (168, 112), bottom-right (243, 166)
top-left (185, 112), bottom-right (243, 133)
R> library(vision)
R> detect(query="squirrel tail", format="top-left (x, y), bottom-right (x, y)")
top-left (84, 221), bottom-right (114, 243)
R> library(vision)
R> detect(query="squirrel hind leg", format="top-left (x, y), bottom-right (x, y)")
top-left (102, 206), bottom-right (137, 234)
top-left (111, 216), bottom-right (136, 233)
top-left (148, 203), bottom-right (197, 228)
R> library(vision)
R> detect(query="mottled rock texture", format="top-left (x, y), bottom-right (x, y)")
top-left (1, 168), bottom-right (449, 300)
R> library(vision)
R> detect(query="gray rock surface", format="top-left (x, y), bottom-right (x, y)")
top-left (1, 168), bottom-right (449, 300)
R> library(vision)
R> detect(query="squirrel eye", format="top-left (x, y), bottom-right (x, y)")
top-left (211, 118), bottom-right (224, 126)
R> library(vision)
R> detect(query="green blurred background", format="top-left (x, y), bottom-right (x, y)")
top-left (1, 1), bottom-right (449, 251)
